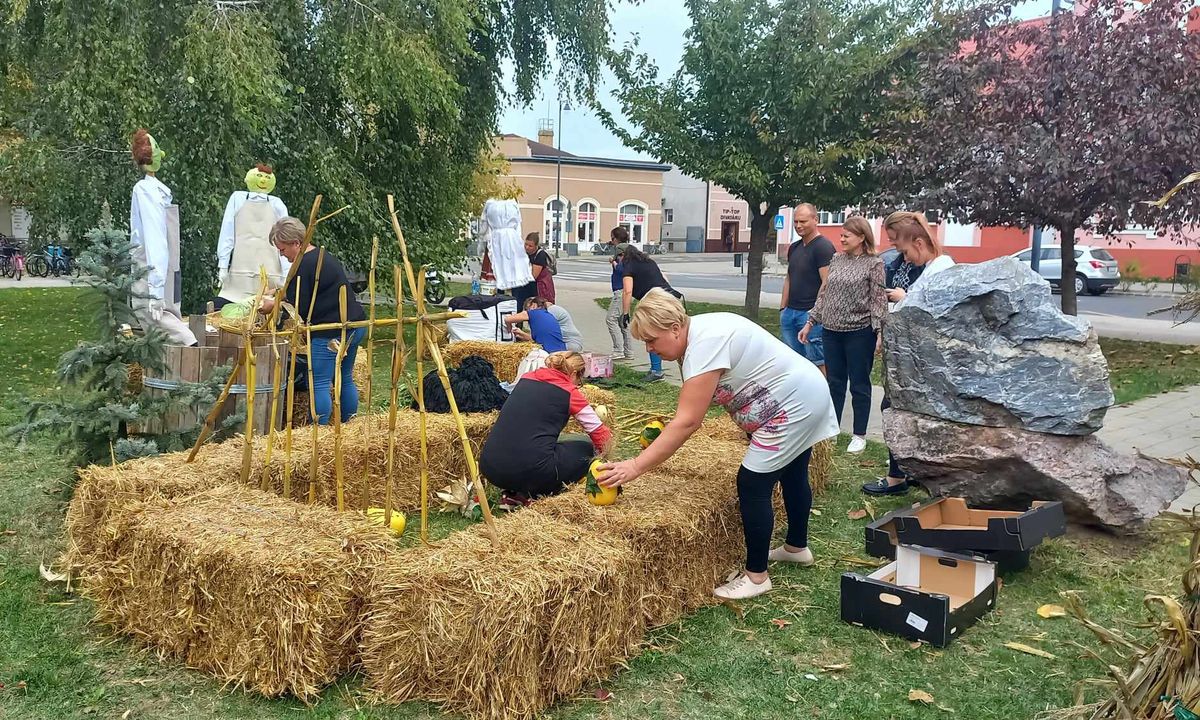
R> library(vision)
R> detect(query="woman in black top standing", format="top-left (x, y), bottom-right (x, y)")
top-left (258, 217), bottom-right (367, 425)
top-left (617, 243), bottom-right (683, 382)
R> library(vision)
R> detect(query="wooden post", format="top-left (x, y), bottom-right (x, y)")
top-left (361, 236), bottom-right (378, 511)
top-left (239, 274), bottom-right (269, 486)
top-left (332, 286), bottom-right (349, 512)
top-left (414, 270), bottom-right (431, 544)
top-left (384, 267), bottom-right (405, 528)
top-left (282, 277), bottom-right (302, 499)
top-left (305, 248), bottom-right (327, 505)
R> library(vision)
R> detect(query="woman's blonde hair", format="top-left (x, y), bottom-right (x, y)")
top-left (270, 217), bottom-right (307, 247)
top-left (545, 351), bottom-right (585, 383)
top-left (884, 211), bottom-right (940, 257)
top-left (630, 288), bottom-right (688, 341)
top-left (842, 215), bottom-right (876, 255)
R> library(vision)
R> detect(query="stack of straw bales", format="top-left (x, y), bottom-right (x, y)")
top-left (67, 411), bottom-right (497, 566)
top-left (83, 485), bottom-right (395, 700)
top-left (693, 415), bottom-right (834, 496)
top-left (534, 436), bottom-right (748, 625)
top-left (441, 341), bottom-right (538, 383)
top-left (361, 511), bottom-right (644, 720)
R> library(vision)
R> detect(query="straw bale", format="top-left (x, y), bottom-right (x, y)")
top-left (442, 341), bottom-right (538, 383)
top-left (82, 485), bottom-right (395, 700)
top-left (362, 511), bottom-right (644, 720)
top-left (534, 436), bottom-right (748, 625)
top-left (695, 414), bottom-right (750, 444)
top-left (67, 410), bottom-right (498, 565)
top-left (692, 417), bottom-right (832, 496)
top-left (565, 383), bottom-right (617, 436)
top-left (66, 448), bottom-right (244, 565)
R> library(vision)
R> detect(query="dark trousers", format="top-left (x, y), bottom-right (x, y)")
top-left (736, 447), bottom-right (813, 573)
top-left (823, 327), bottom-right (877, 436)
top-left (482, 439), bottom-right (595, 498)
top-left (512, 281), bottom-right (537, 312)
top-left (880, 396), bottom-right (905, 480)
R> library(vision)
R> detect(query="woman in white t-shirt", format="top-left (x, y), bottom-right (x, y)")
top-left (600, 288), bottom-right (839, 600)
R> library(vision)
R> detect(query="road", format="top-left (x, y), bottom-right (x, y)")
top-left (551, 257), bottom-right (1185, 323)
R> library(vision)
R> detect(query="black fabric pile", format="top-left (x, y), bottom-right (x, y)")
top-left (412, 355), bottom-right (510, 413)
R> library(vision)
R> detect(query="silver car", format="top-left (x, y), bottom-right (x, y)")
top-left (1012, 245), bottom-right (1120, 296)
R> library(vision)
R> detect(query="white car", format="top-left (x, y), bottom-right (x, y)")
top-left (1011, 245), bottom-right (1120, 296)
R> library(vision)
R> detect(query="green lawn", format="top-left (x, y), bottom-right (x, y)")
top-left (0, 286), bottom-right (1194, 720)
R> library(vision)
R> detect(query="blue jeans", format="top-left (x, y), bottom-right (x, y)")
top-left (780, 307), bottom-right (824, 366)
top-left (308, 326), bottom-right (366, 425)
top-left (649, 351), bottom-right (663, 373)
top-left (823, 327), bottom-right (877, 436)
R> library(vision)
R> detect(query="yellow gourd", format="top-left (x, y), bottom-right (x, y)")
top-left (584, 458), bottom-right (618, 506)
top-left (366, 507), bottom-right (407, 536)
top-left (639, 420), bottom-right (665, 449)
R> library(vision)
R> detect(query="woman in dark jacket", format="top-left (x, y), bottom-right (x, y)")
top-left (258, 217), bottom-right (366, 425)
top-left (479, 351), bottom-right (613, 506)
top-left (617, 243), bottom-right (683, 382)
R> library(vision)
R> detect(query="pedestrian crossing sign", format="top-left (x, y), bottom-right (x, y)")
top-left (774, 214), bottom-right (785, 230)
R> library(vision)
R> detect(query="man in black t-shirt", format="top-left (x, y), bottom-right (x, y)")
top-left (779, 203), bottom-right (835, 372)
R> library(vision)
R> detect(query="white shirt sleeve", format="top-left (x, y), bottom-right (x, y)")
top-left (216, 192), bottom-right (243, 271)
top-left (131, 182), bottom-right (168, 300)
top-left (681, 325), bottom-right (731, 381)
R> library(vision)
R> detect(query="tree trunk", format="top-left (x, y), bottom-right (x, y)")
top-left (1059, 223), bottom-right (1078, 316)
top-left (743, 203), bottom-right (775, 317)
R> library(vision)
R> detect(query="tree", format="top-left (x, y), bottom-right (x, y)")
top-left (0, 0), bottom-right (619, 312)
top-left (873, 0), bottom-right (1200, 315)
top-left (595, 0), bottom-right (975, 315)
top-left (7, 226), bottom-right (216, 463)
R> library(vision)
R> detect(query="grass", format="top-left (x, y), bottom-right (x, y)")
top-left (0, 286), bottom-right (1196, 719)
top-left (597, 296), bottom-right (1200, 406)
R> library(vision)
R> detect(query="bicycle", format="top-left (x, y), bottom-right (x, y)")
top-left (28, 243), bottom-right (75, 278)
top-left (0, 236), bottom-right (25, 281)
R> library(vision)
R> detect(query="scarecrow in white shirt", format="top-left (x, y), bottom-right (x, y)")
top-left (214, 164), bottom-right (289, 308)
top-left (129, 128), bottom-right (197, 345)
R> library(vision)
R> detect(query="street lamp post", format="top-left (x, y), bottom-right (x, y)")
top-left (553, 96), bottom-right (572, 259)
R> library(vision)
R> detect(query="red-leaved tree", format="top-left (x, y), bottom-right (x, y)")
top-left (874, 0), bottom-right (1200, 315)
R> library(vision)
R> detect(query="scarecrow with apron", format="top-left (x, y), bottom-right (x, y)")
top-left (129, 128), bottom-right (196, 346)
top-left (214, 164), bottom-right (289, 309)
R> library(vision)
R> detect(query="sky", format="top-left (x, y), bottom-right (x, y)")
top-left (498, 0), bottom-right (1057, 161)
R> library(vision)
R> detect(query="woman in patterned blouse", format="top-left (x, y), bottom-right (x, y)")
top-left (799, 216), bottom-right (886, 455)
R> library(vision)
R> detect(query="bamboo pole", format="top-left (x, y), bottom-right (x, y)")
top-left (186, 352), bottom-right (245, 462)
top-left (259, 268), bottom-right (289, 491)
top-left (265, 196), bottom-right (322, 332)
top-left (305, 248), bottom-right (328, 505)
top-left (384, 267), bottom-right (404, 528)
top-left (281, 276), bottom-right (302, 498)
top-left (414, 269), bottom-right (431, 545)
top-left (361, 236), bottom-right (378, 511)
top-left (303, 313), bottom-right (465, 333)
top-left (240, 274), bottom-right (270, 486)
top-left (423, 322), bottom-right (498, 537)
top-left (332, 286), bottom-right (349, 512)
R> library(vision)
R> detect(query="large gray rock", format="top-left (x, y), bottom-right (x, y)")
top-left (885, 257), bottom-right (1113, 435)
top-left (884, 408), bottom-right (1188, 533)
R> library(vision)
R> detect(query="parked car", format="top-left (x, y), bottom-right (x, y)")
top-left (1011, 245), bottom-right (1120, 296)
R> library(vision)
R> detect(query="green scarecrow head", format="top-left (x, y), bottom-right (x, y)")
top-left (245, 164), bottom-right (277, 194)
top-left (142, 132), bottom-right (165, 173)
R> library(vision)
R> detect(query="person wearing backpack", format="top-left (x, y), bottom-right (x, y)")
top-left (511, 232), bottom-right (556, 310)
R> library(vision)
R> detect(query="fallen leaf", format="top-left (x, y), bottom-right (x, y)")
top-left (671, 673), bottom-right (686, 683)
top-left (594, 688), bottom-right (612, 702)
top-left (770, 618), bottom-right (793, 629)
top-left (848, 509), bottom-right (868, 520)
top-left (122, 711), bottom-right (132, 720)
top-left (1037, 604), bottom-right (1067, 619)
top-left (810, 508), bottom-right (822, 516)
top-left (39, 564), bottom-right (68, 583)
top-left (1181, 349), bottom-right (1195, 355)
top-left (909, 640), bottom-right (923, 649)
top-left (862, 499), bottom-right (877, 520)
top-left (1003, 642), bottom-right (1056, 659)
top-left (804, 673), bottom-right (819, 681)
top-left (909, 689), bottom-right (935, 704)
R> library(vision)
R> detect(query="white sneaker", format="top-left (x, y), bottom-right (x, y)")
top-left (768, 545), bottom-right (814, 565)
top-left (847, 435), bottom-right (867, 454)
top-left (713, 571), bottom-right (773, 600)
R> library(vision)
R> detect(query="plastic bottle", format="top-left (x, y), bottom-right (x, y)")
top-left (471, 273), bottom-right (481, 295)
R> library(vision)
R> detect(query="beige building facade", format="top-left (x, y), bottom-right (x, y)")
top-left (497, 133), bottom-right (670, 254)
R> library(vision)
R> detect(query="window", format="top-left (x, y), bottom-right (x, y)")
top-left (1040, 248), bottom-right (1062, 260)
top-left (1016, 250), bottom-right (1032, 262)
top-left (542, 198), bottom-right (568, 250)
top-left (1090, 248), bottom-right (1115, 261)
top-left (663, 208), bottom-right (674, 224)
top-left (817, 210), bottom-right (846, 225)
top-left (576, 200), bottom-right (598, 249)
top-left (617, 201), bottom-right (648, 245)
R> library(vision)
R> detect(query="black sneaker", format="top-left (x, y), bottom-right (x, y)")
top-left (643, 371), bottom-right (665, 383)
top-left (498, 492), bottom-right (533, 511)
top-left (861, 477), bottom-right (910, 496)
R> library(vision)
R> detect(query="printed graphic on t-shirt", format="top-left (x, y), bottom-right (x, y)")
top-left (713, 380), bottom-right (787, 451)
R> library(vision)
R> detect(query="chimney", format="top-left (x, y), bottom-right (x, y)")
top-left (537, 118), bottom-right (555, 147)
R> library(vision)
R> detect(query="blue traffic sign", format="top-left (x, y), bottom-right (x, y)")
top-left (774, 214), bottom-right (785, 230)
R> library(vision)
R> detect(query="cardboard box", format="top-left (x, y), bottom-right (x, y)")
top-left (842, 545), bottom-right (997, 646)
top-left (864, 497), bottom-right (1065, 573)
top-left (582, 352), bottom-right (614, 379)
